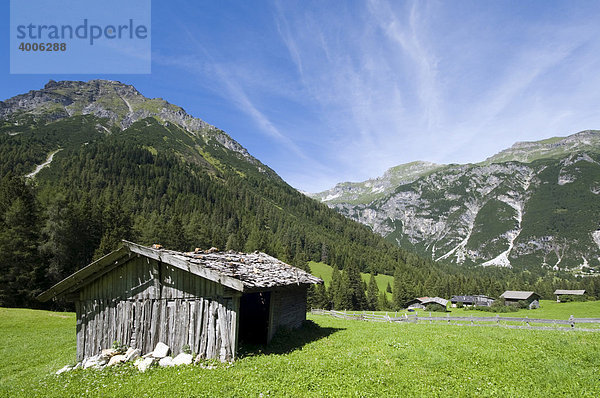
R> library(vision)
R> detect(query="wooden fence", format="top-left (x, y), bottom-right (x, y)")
top-left (310, 309), bottom-right (600, 332)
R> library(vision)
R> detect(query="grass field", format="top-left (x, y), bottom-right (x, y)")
top-left (2, 307), bottom-right (600, 397)
top-left (309, 261), bottom-right (394, 300)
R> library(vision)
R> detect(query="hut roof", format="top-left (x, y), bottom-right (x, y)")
top-left (38, 241), bottom-right (322, 302)
top-left (408, 297), bottom-right (448, 306)
top-left (500, 291), bottom-right (539, 300)
top-left (553, 289), bottom-right (586, 295)
top-left (450, 295), bottom-right (493, 303)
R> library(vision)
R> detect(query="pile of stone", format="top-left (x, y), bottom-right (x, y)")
top-left (133, 342), bottom-right (193, 372)
top-left (55, 342), bottom-right (194, 374)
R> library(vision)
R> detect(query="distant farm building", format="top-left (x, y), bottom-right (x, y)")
top-left (406, 297), bottom-right (448, 311)
top-left (500, 291), bottom-right (540, 309)
top-left (38, 241), bottom-right (322, 362)
top-left (450, 295), bottom-right (495, 307)
top-left (553, 289), bottom-right (586, 302)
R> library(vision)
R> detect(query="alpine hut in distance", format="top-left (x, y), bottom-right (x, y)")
top-left (37, 241), bottom-right (322, 362)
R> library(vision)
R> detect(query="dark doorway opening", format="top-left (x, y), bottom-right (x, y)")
top-left (238, 292), bottom-right (271, 345)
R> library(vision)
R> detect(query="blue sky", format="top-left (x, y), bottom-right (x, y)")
top-left (2, 1), bottom-right (600, 192)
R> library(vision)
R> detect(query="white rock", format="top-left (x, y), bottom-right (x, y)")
top-left (173, 353), bottom-right (193, 366)
top-left (136, 357), bottom-right (155, 372)
top-left (56, 365), bottom-right (72, 375)
top-left (83, 359), bottom-right (98, 369)
top-left (101, 348), bottom-right (117, 357)
top-left (108, 354), bottom-right (127, 367)
top-left (158, 357), bottom-right (175, 367)
top-left (152, 342), bottom-right (170, 358)
top-left (125, 348), bottom-right (141, 362)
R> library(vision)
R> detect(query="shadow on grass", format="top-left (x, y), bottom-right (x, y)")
top-left (238, 320), bottom-right (344, 358)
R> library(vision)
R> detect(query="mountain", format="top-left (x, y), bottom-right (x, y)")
top-left (0, 79), bottom-right (449, 308)
top-left (311, 131), bottom-right (600, 275)
top-left (310, 161), bottom-right (445, 205)
top-left (483, 130), bottom-right (600, 164)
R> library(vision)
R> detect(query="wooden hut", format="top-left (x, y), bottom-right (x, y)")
top-left (406, 297), bottom-right (448, 311)
top-left (499, 291), bottom-right (540, 309)
top-left (553, 289), bottom-right (586, 302)
top-left (450, 295), bottom-right (495, 307)
top-left (37, 241), bottom-right (322, 362)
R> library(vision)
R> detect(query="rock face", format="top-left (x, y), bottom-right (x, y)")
top-left (312, 131), bottom-right (600, 274)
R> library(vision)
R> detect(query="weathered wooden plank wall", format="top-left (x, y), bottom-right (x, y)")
top-left (268, 285), bottom-right (308, 341)
top-left (75, 256), bottom-right (239, 362)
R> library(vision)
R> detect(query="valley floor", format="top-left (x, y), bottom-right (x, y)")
top-left (1, 307), bottom-right (599, 397)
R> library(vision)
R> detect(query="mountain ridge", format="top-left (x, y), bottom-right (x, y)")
top-left (312, 130), bottom-right (600, 274)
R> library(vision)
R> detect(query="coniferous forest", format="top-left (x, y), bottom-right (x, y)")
top-left (1, 93), bottom-right (597, 311)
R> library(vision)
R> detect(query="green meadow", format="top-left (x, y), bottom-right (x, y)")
top-left (2, 306), bottom-right (599, 397)
top-left (309, 261), bottom-right (394, 300)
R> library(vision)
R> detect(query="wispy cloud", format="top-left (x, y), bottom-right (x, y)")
top-left (273, 0), bottom-right (304, 80)
top-left (368, 0), bottom-right (441, 130)
top-left (161, 26), bottom-right (314, 164)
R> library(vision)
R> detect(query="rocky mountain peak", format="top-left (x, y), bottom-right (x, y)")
top-left (0, 79), bottom-right (257, 161)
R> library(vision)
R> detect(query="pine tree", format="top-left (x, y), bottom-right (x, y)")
top-left (337, 271), bottom-right (353, 310)
top-left (378, 292), bottom-right (390, 311)
top-left (345, 262), bottom-right (368, 310)
top-left (0, 176), bottom-right (43, 307)
top-left (366, 274), bottom-right (379, 311)
top-left (330, 265), bottom-right (342, 309)
top-left (392, 269), bottom-right (415, 310)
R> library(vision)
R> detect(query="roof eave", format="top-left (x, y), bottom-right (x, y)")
top-left (37, 246), bottom-right (131, 302)
top-left (123, 241), bottom-right (245, 292)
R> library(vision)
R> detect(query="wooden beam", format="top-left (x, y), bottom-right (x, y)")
top-left (123, 241), bottom-right (245, 292)
top-left (37, 247), bottom-right (130, 302)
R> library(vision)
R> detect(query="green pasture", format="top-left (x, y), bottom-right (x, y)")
top-left (309, 261), bottom-right (394, 300)
top-left (1, 307), bottom-right (599, 397)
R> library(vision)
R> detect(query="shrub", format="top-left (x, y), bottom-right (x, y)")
top-left (425, 304), bottom-right (447, 312)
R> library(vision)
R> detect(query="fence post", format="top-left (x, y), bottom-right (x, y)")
top-left (470, 315), bottom-right (474, 326)
top-left (429, 312), bottom-right (432, 324)
top-left (447, 313), bottom-right (450, 325)
top-left (496, 314), bottom-right (499, 326)
top-left (569, 315), bottom-right (574, 328)
top-left (526, 315), bottom-right (530, 327)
